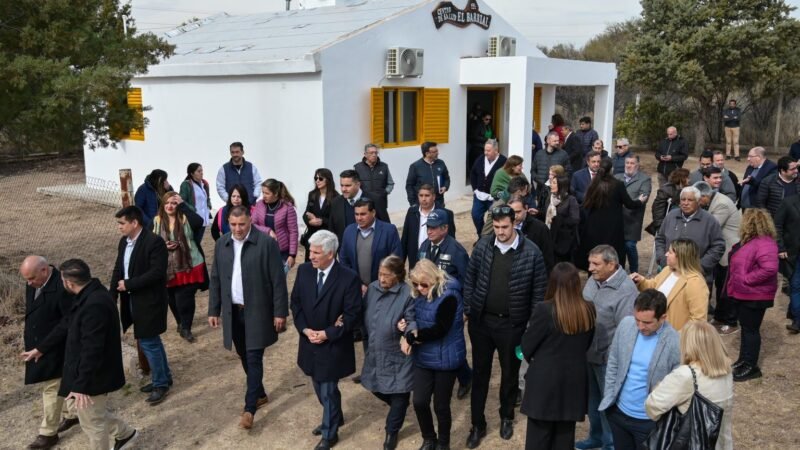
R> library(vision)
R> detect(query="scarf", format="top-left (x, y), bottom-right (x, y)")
top-left (545, 193), bottom-right (561, 228)
top-left (155, 215), bottom-right (192, 281)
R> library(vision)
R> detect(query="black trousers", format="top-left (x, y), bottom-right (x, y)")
top-left (167, 284), bottom-right (197, 331)
top-left (412, 366), bottom-right (458, 445)
top-left (713, 264), bottom-right (738, 326)
top-left (525, 418), bottom-right (576, 450)
top-left (373, 392), bottom-right (410, 434)
top-left (606, 405), bottom-right (654, 450)
top-left (736, 300), bottom-right (769, 366)
top-left (468, 314), bottom-right (524, 428)
top-left (231, 307), bottom-right (266, 414)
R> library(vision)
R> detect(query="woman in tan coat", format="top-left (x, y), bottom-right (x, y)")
top-left (631, 238), bottom-right (709, 330)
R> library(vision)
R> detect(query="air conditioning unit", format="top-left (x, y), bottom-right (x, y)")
top-left (488, 35), bottom-right (516, 57)
top-left (386, 47), bottom-right (424, 78)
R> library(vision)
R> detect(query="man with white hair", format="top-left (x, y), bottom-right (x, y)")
top-left (616, 154), bottom-right (652, 274)
top-left (655, 186), bottom-right (726, 283)
top-left (655, 126), bottom-right (689, 184)
top-left (740, 146), bottom-right (777, 209)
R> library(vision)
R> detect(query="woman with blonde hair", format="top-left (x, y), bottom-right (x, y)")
top-left (727, 208), bottom-right (779, 381)
top-left (398, 259), bottom-right (464, 450)
top-left (491, 155), bottom-right (525, 201)
top-left (631, 238), bottom-right (709, 330)
top-left (646, 320), bottom-right (733, 450)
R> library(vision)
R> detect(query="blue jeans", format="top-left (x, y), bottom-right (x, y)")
top-left (582, 363), bottom-right (613, 449)
top-left (313, 380), bottom-right (343, 440)
top-left (623, 240), bottom-right (639, 274)
top-left (471, 196), bottom-right (494, 236)
top-left (790, 256), bottom-right (800, 320)
top-left (138, 336), bottom-right (172, 388)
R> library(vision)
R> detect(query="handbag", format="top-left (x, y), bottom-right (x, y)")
top-left (645, 366), bottom-right (724, 450)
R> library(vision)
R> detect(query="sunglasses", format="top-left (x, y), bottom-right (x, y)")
top-left (412, 282), bottom-right (431, 289)
top-left (314, 176), bottom-right (325, 181)
top-left (491, 206), bottom-right (513, 216)
top-left (616, 145), bottom-right (626, 148)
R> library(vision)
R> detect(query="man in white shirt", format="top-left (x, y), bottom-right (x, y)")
top-left (469, 139), bottom-right (507, 237)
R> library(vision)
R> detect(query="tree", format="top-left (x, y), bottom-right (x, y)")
top-left (0, 0), bottom-right (174, 154)
top-left (620, 0), bottom-right (800, 153)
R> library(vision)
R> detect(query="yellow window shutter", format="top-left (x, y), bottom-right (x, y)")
top-left (125, 88), bottom-right (145, 141)
top-left (370, 88), bottom-right (384, 145)
top-left (533, 86), bottom-right (542, 133)
top-left (423, 88), bottom-right (449, 143)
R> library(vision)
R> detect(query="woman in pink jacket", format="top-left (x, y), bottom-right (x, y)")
top-left (252, 179), bottom-right (299, 272)
top-left (727, 208), bottom-right (779, 382)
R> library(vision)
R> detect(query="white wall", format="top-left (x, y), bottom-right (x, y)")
top-left (317, 0), bottom-right (543, 214)
top-left (84, 74), bottom-right (324, 210)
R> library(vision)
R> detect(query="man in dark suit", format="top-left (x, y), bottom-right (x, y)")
top-left (110, 205), bottom-right (172, 405)
top-left (563, 123), bottom-right (585, 172)
top-left (571, 151), bottom-right (602, 204)
top-left (655, 126), bottom-right (689, 184)
top-left (19, 256), bottom-right (78, 449)
top-left (401, 184), bottom-right (456, 270)
top-left (470, 139), bottom-right (507, 236)
top-left (507, 197), bottom-right (555, 273)
top-left (292, 230), bottom-right (362, 450)
top-left (208, 206), bottom-right (289, 429)
top-left (338, 198), bottom-right (402, 291)
top-left (741, 146), bottom-right (778, 209)
top-left (329, 170), bottom-right (364, 242)
top-left (58, 259), bottom-right (137, 450)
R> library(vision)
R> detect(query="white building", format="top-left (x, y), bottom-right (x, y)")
top-left (84, 0), bottom-right (616, 213)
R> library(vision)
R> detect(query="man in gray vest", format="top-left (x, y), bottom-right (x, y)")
top-left (215, 141), bottom-right (263, 202)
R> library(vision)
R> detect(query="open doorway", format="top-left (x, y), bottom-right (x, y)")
top-left (466, 88), bottom-right (500, 179)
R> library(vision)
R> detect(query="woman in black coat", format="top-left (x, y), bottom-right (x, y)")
top-left (538, 173), bottom-right (580, 263)
top-left (576, 159), bottom-right (645, 270)
top-left (647, 168), bottom-right (689, 235)
top-left (521, 262), bottom-right (596, 450)
top-left (301, 168), bottom-right (339, 260)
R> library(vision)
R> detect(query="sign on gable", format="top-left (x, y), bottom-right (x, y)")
top-left (432, 0), bottom-right (492, 30)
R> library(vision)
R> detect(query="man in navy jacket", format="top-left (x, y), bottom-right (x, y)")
top-left (338, 198), bottom-right (402, 290)
top-left (741, 146), bottom-right (778, 209)
top-left (571, 151), bottom-right (602, 204)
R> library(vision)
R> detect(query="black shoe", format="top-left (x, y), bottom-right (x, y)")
top-left (435, 444), bottom-right (450, 450)
top-left (419, 439), bottom-right (437, 450)
top-left (515, 390), bottom-right (523, 407)
top-left (456, 381), bottom-right (472, 400)
top-left (500, 418), bottom-right (514, 440)
top-left (140, 379), bottom-right (173, 393)
top-left (787, 321), bottom-right (800, 334)
top-left (180, 328), bottom-right (196, 343)
top-left (735, 156), bottom-right (741, 162)
top-left (466, 426), bottom-right (486, 449)
top-left (383, 432), bottom-right (398, 450)
top-left (312, 417), bottom-right (345, 436)
top-left (733, 364), bottom-right (762, 382)
top-left (27, 435), bottom-right (58, 449)
top-left (731, 360), bottom-right (746, 371)
top-left (314, 435), bottom-right (338, 450)
top-left (725, 155), bottom-right (731, 160)
top-left (113, 429), bottom-right (138, 450)
top-left (56, 417), bottom-right (80, 433)
top-left (146, 387), bottom-right (169, 405)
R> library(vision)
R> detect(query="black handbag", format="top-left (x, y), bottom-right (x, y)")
top-left (645, 366), bottom-right (724, 450)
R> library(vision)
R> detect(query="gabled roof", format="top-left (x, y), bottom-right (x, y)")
top-left (145, 0), bottom-right (434, 77)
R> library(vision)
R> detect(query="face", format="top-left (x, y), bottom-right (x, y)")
top-left (261, 187), bottom-right (277, 203)
top-left (747, 150), bottom-right (764, 168)
top-left (547, 134), bottom-right (561, 148)
top-left (492, 216), bottom-right (515, 243)
top-left (229, 214), bottom-right (251, 241)
top-left (354, 205), bottom-right (376, 228)
top-left (781, 162), bottom-right (798, 180)
top-left (587, 254), bottom-right (617, 282)
top-left (679, 193), bottom-right (699, 215)
top-left (512, 163), bottom-right (523, 175)
top-left (729, 100), bottom-right (736, 108)
top-left (483, 115), bottom-right (492, 125)
top-left (309, 245), bottom-right (334, 270)
top-left (705, 173), bottom-right (723, 190)
top-left (378, 266), bottom-right (398, 289)
top-left (667, 127), bottom-right (677, 140)
top-left (412, 275), bottom-right (434, 298)
top-left (551, 177), bottom-right (559, 193)
top-left (587, 155), bottom-right (601, 172)
top-left (665, 246), bottom-right (678, 269)
top-left (192, 165), bottom-right (204, 181)
top-left (425, 146), bottom-right (439, 160)
top-left (314, 173), bottom-right (327, 189)
top-left (230, 146), bottom-right (244, 163)
top-left (615, 141), bottom-right (627, 154)
top-left (116, 217), bottom-right (139, 238)
top-left (164, 194), bottom-right (179, 215)
top-left (634, 309), bottom-right (665, 336)
top-left (699, 157), bottom-right (712, 170)
top-left (364, 146), bottom-right (379, 165)
top-left (593, 140), bottom-right (605, 152)
top-left (340, 177), bottom-right (359, 198)
top-left (625, 158), bottom-right (639, 176)
top-left (426, 224), bottom-right (448, 244)
top-left (580, 122), bottom-right (590, 131)
top-left (20, 264), bottom-right (49, 289)
top-left (484, 143), bottom-right (499, 161)
top-left (510, 202), bottom-right (526, 226)
top-left (230, 190), bottom-right (243, 206)
top-left (712, 153), bottom-right (725, 168)
top-left (162, 179), bottom-right (171, 190)
top-left (418, 189), bottom-right (435, 209)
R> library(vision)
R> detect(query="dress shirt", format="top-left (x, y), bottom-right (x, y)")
top-left (123, 228), bottom-right (143, 280)
top-left (494, 232), bottom-right (520, 255)
top-left (34, 269), bottom-right (53, 300)
top-left (617, 322), bottom-right (665, 419)
top-left (231, 230), bottom-right (251, 305)
top-left (317, 261), bottom-right (334, 291)
top-left (418, 207), bottom-right (432, 249)
top-left (484, 156), bottom-right (499, 177)
top-left (359, 220), bottom-right (376, 238)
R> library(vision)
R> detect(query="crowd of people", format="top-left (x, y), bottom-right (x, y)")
top-left (17, 117), bottom-right (800, 450)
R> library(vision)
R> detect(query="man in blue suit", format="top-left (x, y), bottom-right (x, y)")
top-left (741, 146), bottom-right (778, 209)
top-left (292, 230), bottom-right (362, 450)
top-left (571, 150), bottom-right (602, 204)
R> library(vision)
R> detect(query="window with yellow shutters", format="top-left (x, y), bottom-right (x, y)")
top-left (122, 88), bottom-right (145, 141)
top-left (370, 87), bottom-right (449, 148)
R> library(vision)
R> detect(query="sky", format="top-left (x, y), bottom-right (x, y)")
top-left (131, 0), bottom-right (800, 48)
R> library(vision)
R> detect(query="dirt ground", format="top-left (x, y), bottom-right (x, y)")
top-left (0, 155), bottom-right (799, 449)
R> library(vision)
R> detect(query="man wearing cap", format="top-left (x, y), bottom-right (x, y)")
top-left (400, 184), bottom-right (456, 270)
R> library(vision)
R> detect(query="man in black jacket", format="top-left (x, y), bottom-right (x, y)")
top-left (110, 206), bottom-right (172, 405)
top-left (755, 155), bottom-right (798, 218)
top-left (59, 259), bottom-right (137, 450)
top-left (464, 206), bottom-right (547, 447)
top-left (563, 123), bottom-right (586, 172)
top-left (329, 170), bottom-right (364, 242)
top-left (406, 142), bottom-right (450, 208)
top-left (19, 256), bottom-right (78, 449)
top-left (508, 197), bottom-right (554, 273)
top-left (353, 144), bottom-right (393, 223)
top-left (741, 146), bottom-right (778, 209)
top-left (655, 126), bottom-right (689, 184)
top-left (400, 184), bottom-right (456, 270)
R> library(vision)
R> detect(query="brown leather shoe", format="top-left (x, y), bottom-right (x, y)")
top-left (57, 417), bottom-right (80, 433)
top-left (239, 412), bottom-right (254, 430)
top-left (28, 435), bottom-right (58, 449)
top-left (256, 395), bottom-right (269, 409)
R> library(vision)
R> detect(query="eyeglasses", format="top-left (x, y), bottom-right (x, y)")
top-left (616, 145), bottom-right (626, 148)
top-left (412, 282), bottom-right (431, 289)
top-left (491, 206), bottom-right (513, 216)
top-left (314, 176), bottom-right (325, 181)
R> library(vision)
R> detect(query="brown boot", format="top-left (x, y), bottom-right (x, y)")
top-left (28, 435), bottom-right (58, 449)
top-left (239, 412), bottom-right (254, 429)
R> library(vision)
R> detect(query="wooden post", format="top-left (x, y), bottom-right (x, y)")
top-left (119, 169), bottom-right (133, 207)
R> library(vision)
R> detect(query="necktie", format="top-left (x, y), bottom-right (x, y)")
top-left (430, 244), bottom-right (440, 261)
top-left (590, 171), bottom-right (595, 180)
top-left (317, 271), bottom-right (324, 295)
top-left (348, 198), bottom-right (355, 206)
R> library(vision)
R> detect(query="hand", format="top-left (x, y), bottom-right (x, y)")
top-left (400, 338), bottom-right (412, 356)
top-left (779, 252), bottom-right (788, 260)
top-left (286, 256), bottom-right (295, 269)
top-left (439, 187), bottom-right (447, 194)
top-left (66, 392), bottom-right (94, 409)
top-left (20, 348), bottom-right (43, 362)
top-left (116, 280), bottom-right (127, 292)
top-left (173, 196), bottom-right (183, 205)
top-left (397, 318), bottom-right (407, 332)
top-left (310, 218), bottom-right (322, 226)
top-left (208, 316), bottom-right (220, 328)
top-left (528, 208), bottom-right (539, 216)
top-left (335, 315), bottom-right (344, 327)
top-left (630, 272), bottom-right (644, 284)
top-left (638, 194), bottom-right (648, 202)
top-left (463, 313), bottom-right (469, 323)
top-left (361, 284), bottom-right (368, 296)
top-left (309, 330), bottom-right (328, 344)
top-left (269, 230), bottom-right (277, 239)
top-left (274, 317), bottom-right (286, 333)
top-left (166, 241), bottom-right (179, 250)
top-left (305, 212), bottom-right (316, 220)
top-left (740, 176), bottom-right (751, 186)
top-left (664, 155), bottom-right (672, 161)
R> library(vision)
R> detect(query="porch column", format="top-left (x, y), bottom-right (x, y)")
top-left (508, 65), bottom-right (534, 162)
top-left (593, 83), bottom-right (615, 146)
top-left (539, 85), bottom-right (556, 136)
